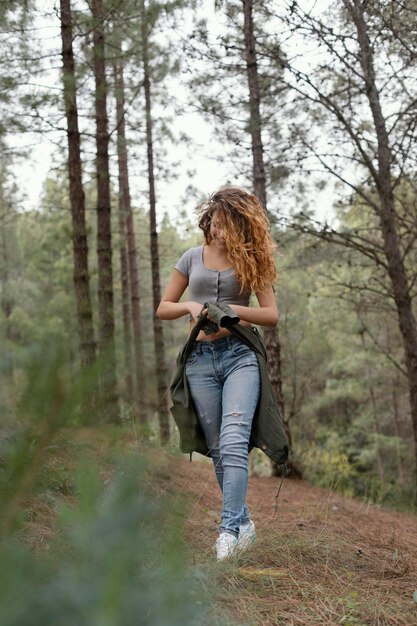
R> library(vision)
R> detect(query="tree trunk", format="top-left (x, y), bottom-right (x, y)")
top-left (392, 380), bottom-right (405, 486)
top-left (113, 58), bottom-right (147, 421)
top-left (114, 63), bottom-right (133, 403)
top-left (60, 0), bottom-right (96, 370)
top-left (350, 0), bottom-right (417, 501)
top-left (243, 0), bottom-right (266, 209)
top-left (359, 330), bottom-right (385, 483)
top-left (117, 203), bottom-right (133, 403)
top-left (242, 0), bottom-right (289, 450)
top-left (385, 321), bottom-right (405, 486)
top-left (125, 204), bottom-right (147, 422)
top-left (0, 177), bottom-right (14, 375)
top-left (91, 0), bottom-right (118, 419)
top-left (141, 0), bottom-right (170, 443)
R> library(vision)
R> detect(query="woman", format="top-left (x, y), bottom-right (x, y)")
top-left (156, 186), bottom-right (278, 560)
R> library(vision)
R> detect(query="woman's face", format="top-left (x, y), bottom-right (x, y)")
top-left (210, 211), bottom-right (225, 246)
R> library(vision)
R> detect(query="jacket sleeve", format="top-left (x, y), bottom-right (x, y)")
top-left (204, 301), bottom-right (240, 328)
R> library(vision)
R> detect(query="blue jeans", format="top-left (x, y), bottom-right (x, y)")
top-left (185, 334), bottom-right (260, 537)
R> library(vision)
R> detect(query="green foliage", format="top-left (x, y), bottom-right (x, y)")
top-left (0, 339), bottom-right (213, 625)
top-left (299, 432), bottom-right (358, 498)
top-left (3, 175), bottom-right (76, 353)
top-left (0, 341), bottom-right (102, 532)
top-left (0, 457), bottom-right (211, 626)
top-left (278, 228), bottom-right (415, 510)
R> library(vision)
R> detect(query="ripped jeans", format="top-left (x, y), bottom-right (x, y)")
top-left (185, 334), bottom-right (260, 538)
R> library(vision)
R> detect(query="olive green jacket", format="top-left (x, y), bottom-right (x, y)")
top-left (169, 302), bottom-right (289, 465)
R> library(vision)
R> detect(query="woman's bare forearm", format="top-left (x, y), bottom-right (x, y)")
top-left (157, 298), bottom-right (278, 326)
top-left (156, 301), bottom-right (191, 320)
top-left (229, 304), bottom-right (279, 326)
top-left (156, 300), bottom-right (206, 321)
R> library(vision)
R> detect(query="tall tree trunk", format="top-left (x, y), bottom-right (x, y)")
top-left (91, 0), bottom-right (118, 419)
top-left (359, 330), bottom-right (385, 483)
top-left (349, 0), bottom-right (417, 502)
top-left (243, 0), bottom-right (266, 210)
top-left (242, 0), bottom-right (288, 451)
top-left (385, 321), bottom-right (405, 486)
top-left (113, 58), bottom-right (147, 421)
top-left (60, 0), bottom-right (96, 370)
top-left (141, 0), bottom-right (170, 443)
top-left (392, 380), bottom-right (405, 486)
top-left (0, 178), bottom-right (14, 375)
top-left (116, 202), bottom-right (133, 403)
top-left (0, 223), bottom-right (12, 341)
top-left (114, 62), bottom-right (133, 403)
top-left (125, 203), bottom-right (147, 422)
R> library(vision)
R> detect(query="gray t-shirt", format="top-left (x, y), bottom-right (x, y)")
top-left (175, 245), bottom-right (251, 306)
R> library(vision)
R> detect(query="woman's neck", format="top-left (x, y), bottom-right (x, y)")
top-left (203, 243), bottom-right (233, 270)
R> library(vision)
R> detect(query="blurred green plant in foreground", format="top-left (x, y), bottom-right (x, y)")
top-left (0, 458), bottom-right (210, 626)
top-left (0, 343), bottom-right (212, 626)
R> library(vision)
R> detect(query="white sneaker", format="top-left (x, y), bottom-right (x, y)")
top-left (215, 532), bottom-right (238, 560)
top-left (237, 520), bottom-right (256, 551)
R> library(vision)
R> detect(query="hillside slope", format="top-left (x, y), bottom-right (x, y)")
top-left (162, 453), bottom-right (417, 626)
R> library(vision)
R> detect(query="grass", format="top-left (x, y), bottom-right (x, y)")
top-left (196, 527), bottom-right (417, 625)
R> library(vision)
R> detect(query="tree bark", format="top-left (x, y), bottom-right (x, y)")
top-left (60, 0), bottom-right (96, 370)
top-left (125, 197), bottom-right (147, 422)
top-left (359, 330), bottom-right (385, 483)
top-left (0, 177), bottom-right (14, 375)
top-left (91, 0), bottom-right (118, 418)
top-left (385, 320), bottom-right (405, 486)
top-left (141, 0), bottom-right (170, 443)
top-left (392, 377), bottom-right (405, 486)
top-left (243, 0), bottom-right (266, 209)
top-left (349, 0), bottom-right (417, 501)
top-left (113, 59), bottom-right (147, 417)
top-left (114, 63), bottom-right (133, 403)
top-left (242, 0), bottom-right (289, 448)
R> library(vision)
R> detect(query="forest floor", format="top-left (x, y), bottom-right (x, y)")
top-left (21, 427), bottom-right (417, 626)
top-left (155, 450), bottom-right (417, 626)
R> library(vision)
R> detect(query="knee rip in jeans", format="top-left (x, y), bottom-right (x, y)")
top-left (228, 410), bottom-right (243, 425)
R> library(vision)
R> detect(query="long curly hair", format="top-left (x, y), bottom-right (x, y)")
top-left (197, 186), bottom-right (277, 293)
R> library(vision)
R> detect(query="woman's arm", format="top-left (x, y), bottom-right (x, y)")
top-left (156, 270), bottom-right (203, 321)
top-left (229, 286), bottom-right (279, 326)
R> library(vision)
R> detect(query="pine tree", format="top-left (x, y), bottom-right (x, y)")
top-left (0, 161), bottom-right (18, 376)
top-left (242, 0), bottom-right (286, 433)
top-left (60, 0), bottom-right (96, 371)
top-left (140, 0), bottom-right (170, 443)
top-left (275, 0), bottom-right (417, 501)
top-left (113, 56), bottom-right (146, 413)
top-left (91, 0), bottom-right (118, 419)
top-left (114, 63), bottom-right (134, 404)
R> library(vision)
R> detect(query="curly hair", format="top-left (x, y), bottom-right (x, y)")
top-left (197, 186), bottom-right (277, 293)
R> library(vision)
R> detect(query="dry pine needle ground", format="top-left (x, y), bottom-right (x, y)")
top-left (164, 453), bottom-right (417, 626)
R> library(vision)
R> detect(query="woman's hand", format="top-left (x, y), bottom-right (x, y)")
top-left (156, 270), bottom-right (209, 321)
top-left (187, 301), bottom-right (207, 321)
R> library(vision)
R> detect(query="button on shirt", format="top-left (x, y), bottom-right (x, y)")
top-left (174, 245), bottom-right (251, 308)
